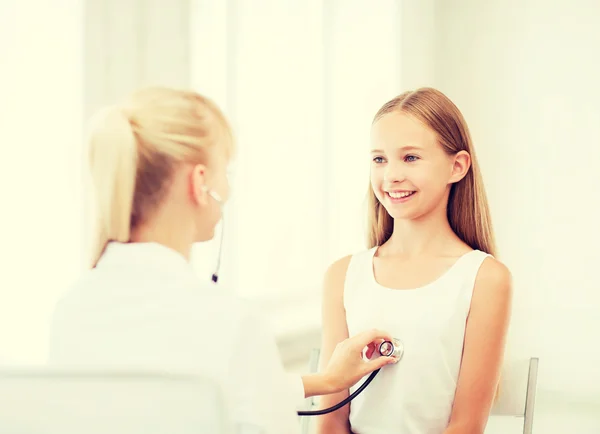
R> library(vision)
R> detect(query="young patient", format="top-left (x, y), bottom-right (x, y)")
top-left (315, 88), bottom-right (512, 434)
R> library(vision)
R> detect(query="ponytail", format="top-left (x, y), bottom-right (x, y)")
top-left (87, 107), bottom-right (138, 268)
top-left (84, 86), bottom-right (235, 269)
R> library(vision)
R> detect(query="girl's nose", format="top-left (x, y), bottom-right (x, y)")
top-left (383, 163), bottom-right (404, 184)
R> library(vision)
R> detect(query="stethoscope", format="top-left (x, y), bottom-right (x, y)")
top-left (297, 338), bottom-right (404, 416)
top-left (201, 186), bottom-right (224, 284)
top-left (204, 185), bottom-right (404, 416)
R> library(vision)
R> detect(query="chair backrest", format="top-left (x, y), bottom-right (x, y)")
top-left (488, 357), bottom-right (539, 434)
top-left (491, 357), bottom-right (539, 416)
top-left (0, 367), bottom-right (233, 434)
top-left (301, 349), bottom-right (539, 434)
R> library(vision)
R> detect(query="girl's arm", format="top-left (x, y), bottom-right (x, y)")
top-left (314, 256), bottom-right (353, 434)
top-left (444, 258), bottom-right (513, 434)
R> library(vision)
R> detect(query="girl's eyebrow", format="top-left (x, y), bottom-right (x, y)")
top-left (370, 145), bottom-right (423, 154)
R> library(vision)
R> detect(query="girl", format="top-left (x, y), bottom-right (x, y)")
top-left (316, 88), bottom-right (512, 434)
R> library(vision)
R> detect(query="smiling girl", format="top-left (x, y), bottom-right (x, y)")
top-left (315, 88), bottom-right (513, 434)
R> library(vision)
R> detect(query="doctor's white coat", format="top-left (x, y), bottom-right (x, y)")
top-left (48, 241), bottom-right (303, 434)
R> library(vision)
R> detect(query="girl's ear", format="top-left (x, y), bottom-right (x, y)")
top-left (449, 151), bottom-right (471, 184)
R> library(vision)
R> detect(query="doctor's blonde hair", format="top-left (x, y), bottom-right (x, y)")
top-left (86, 86), bottom-right (234, 268)
top-left (367, 87), bottom-right (496, 257)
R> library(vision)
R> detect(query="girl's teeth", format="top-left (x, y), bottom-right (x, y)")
top-left (388, 191), bottom-right (414, 199)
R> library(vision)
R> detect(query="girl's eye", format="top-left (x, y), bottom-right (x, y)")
top-left (373, 156), bottom-right (386, 164)
top-left (404, 155), bottom-right (419, 163)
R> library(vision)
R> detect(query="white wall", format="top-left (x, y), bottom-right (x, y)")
top-left (0, 0), bottom-right (83, 364)
top-left (398, 0), bottom-right (436, 89)
top-left (435, 0), bottom-right (600, 430)
top-left (84, 0), bottom-right (191, 117)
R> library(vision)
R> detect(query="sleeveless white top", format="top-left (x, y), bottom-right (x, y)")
top-left (344, 247), bottom-right (490, 434)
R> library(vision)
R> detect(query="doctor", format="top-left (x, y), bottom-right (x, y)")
top-left (48, 86), bottom-right (398, 433)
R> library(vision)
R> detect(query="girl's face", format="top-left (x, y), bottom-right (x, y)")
top-left (370, 111), bottom-right (470, 221)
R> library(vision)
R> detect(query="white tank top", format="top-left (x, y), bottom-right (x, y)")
top-left (344, 247), bottom-right (490, 434)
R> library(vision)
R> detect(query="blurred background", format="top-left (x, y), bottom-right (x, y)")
top-left (1, 0), bottom-right (599, 431)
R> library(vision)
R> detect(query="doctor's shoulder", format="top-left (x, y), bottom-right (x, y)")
top-left (49, 271), bottom-right (99, 319)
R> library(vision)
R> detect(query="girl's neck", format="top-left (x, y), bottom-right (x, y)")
top-left (383, 211), bottom-right (460, 258)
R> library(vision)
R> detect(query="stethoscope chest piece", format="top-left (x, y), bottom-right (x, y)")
top-left (379, 338), bottom-right (404, 360)
top-left (298, 336), bottom-right (404, 417)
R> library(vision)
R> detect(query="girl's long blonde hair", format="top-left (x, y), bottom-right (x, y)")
top-left (86, 86), bottom-right (234, 268)
top-left (367, 87), bottom-right (496, 256)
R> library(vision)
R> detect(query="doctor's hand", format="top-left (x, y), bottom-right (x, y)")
top-left (301, 329), bottom-right (399, 398)
top-left (322, 328), bottom-right (399, 394)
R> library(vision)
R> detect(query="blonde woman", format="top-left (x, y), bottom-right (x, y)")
top-left (316, 88), bottom-right (513, 434)
top-left (48, 87), bottom-right (398, 433)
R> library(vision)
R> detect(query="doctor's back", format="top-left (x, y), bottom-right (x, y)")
top-left (49, 242), bottom-right (300, 433)
top-left (47, 86), bottom-right (301, 433)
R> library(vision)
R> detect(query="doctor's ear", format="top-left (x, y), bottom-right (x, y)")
top-left (190, 164), bottom-right (209, 205)
top-left (448, 151), bottom-right (471, 184)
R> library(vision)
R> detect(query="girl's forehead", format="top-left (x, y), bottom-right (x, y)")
top-left (371, 112), bottom-right (438, 150)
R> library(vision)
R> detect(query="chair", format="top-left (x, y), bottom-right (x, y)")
top-left (0, 367), bottom-right (233, 434)
top-left (487, 357), bottom-right (539, 433)
top-left (300, 349), bottom-right (539, 434)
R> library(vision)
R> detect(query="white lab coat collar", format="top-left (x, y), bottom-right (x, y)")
top-left (97, 241), bottom-right (196, 277)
